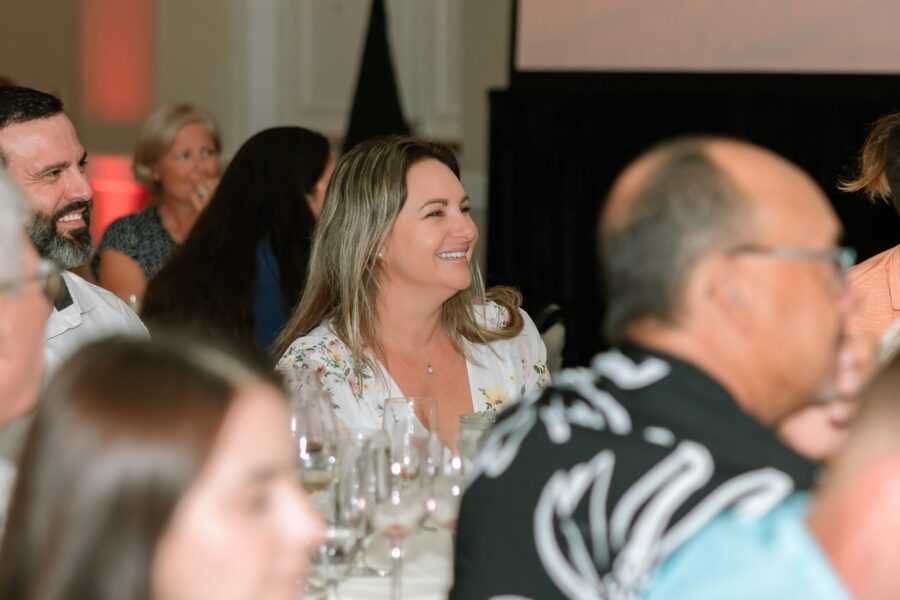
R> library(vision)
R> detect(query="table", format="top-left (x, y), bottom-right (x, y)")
top-left (304, 529), bottom-right (453, 599)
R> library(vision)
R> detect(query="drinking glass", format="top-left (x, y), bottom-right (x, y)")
top-left (382, 396), bottom-right (441, 477)
top-left (311, 438), bottom-right (368, 599)
top-left (290, 391), bottom-right (338, 500)
top-left (289, 384), bottom-right (339, 596)
top-left (374, 398), bottom-right (434, 600)
top-left (428, 451), bottom-right (465, 530)
top-left (344, 430), bottom-right (386, 577)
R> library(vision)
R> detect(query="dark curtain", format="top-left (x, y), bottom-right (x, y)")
top-left (487, 73), bottom-right (900, 367)
top-left (344, 0), bottom-right (409, 152)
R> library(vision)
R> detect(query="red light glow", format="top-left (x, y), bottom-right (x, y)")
top-left (81, 0), bottom-right (157, 123)
top-left (87, 155), bottom-right (152, 246)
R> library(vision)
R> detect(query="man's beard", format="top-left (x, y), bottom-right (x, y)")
top-left (28, 200), bottom-right (94, 268)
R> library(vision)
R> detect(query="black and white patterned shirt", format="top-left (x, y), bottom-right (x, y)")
top-left (451, 345), bottom-right (819, 600)
top-left (91, 205), bottom-right (178, 280)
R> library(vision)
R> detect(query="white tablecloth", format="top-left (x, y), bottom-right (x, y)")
top-left (304, 529), bottom-right (453, 599)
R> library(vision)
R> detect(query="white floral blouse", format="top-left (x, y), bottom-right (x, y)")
top-left (276, 302), bottom-right (550, 432)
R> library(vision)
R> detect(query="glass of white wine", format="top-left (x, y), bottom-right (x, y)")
top-left (429, 451), bottom-right (465, 531)
top-left (311, 438), bottom-right (368, 599)
top-left (374, 398), bottom-right (433, 600)
top-left (290, 394), bottom-right (338, 500)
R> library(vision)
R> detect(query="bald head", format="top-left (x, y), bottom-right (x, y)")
top-left (601, 137), bottom-right (747, 343)
top-left (600, 137), bottom-right (840, 346)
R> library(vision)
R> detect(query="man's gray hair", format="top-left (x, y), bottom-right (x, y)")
top-left (0, 168), bottom-right (32, 284)
top-left (600, 138), bottom-right (749, 344)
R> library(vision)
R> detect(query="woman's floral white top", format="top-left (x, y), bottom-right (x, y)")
top-left (276, 302), bottom-right (550, 432)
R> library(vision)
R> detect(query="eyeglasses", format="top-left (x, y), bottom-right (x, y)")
top-left (725, 245), bottom-right (856, 287)
top-left (0, 259), bottom-right (64, 304)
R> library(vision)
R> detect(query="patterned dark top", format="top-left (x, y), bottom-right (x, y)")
top-left (451, 345), bottom-right (819, 600)
top-left (91, 206), bottom-right (178, 281)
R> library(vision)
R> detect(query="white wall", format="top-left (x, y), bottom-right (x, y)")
top-left (517, 0), bottom-right (900, 73)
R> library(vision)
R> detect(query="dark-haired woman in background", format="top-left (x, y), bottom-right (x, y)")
top-left (0, 336), bottom-right (323, 600)
top-left (141, 126), bottom-right (335, 354)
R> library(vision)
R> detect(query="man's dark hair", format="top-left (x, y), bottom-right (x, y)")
top-left (600, 138), bottom-right (748, 345)
top-left (0, 86), bottom-right (64, 165)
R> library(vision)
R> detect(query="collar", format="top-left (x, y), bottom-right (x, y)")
top-left (44, 272), bottom-right (99, 340)
top-left (53, 276), bottom-right (73, 311)
top-left (606, 344), bottom-right (819, 487)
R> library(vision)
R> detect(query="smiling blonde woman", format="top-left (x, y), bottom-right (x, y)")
top-left (274, 136), bottom-right (549, 444)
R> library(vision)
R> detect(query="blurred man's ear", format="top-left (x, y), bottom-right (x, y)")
top-left (693, 253), bottom-right (753, 336)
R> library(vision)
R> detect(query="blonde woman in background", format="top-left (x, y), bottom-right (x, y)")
top-left (93, 104), bottom-right (221, 306)
top-left (274, 136), bottom-right (549, 445)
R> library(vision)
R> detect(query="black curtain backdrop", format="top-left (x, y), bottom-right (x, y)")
top-left (344, 0), bottom-right (409, 151)
top-left (487, 73), bottom-right (900, 367)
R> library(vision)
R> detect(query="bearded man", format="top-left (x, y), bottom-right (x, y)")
top-left (0, 86), bottom-right (146, 376)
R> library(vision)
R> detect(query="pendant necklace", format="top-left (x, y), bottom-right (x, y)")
top-left (383, 328), bottom-right (439, 377)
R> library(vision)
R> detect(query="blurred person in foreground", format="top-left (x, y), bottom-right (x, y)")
top-left (645, 350), bottom-right (900, 599)
top-left (274, 135), bottom-right (548, 444)
top-left (451, 137), bottom-right (860, 599)
top-left (0, 170), bottom-right (60, 517)
top-left (93, 103), bottom-right (222, 306)
top-left (0, 86), bottom-right (147, 377)
top-left (141, 126), bottom-right (335, 355)
top-left (0, 336), bottom-right (324, 600)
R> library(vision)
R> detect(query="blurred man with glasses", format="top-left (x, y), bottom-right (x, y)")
top-left (453, 138), bottom-right (867, 599)
top-left (0, 86), bottom-right (146, 378)
top-left (0, 169), bottom-right (61, 518)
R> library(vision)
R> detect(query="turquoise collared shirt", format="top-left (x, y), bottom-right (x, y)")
top-left (642, 493), bottom-right (850, 600)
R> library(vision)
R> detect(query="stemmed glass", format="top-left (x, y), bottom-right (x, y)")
top-left (290, 390), bottom-right (338, 500)
top-left (372, 397), bottom-right (436, 600)
top-left (289, 383), bottom-right (340, 597)
top-left (311, 437), bottom-right (368, 599)
top-left (346, 430), bottom-right (386, 578)
top-left (428, 451), bottom-right (465, 531)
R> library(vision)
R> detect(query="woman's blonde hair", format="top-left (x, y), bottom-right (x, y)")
top-left (133, 103), bottom-right (221, 195)
top-left (839, 113), bottom-right (900, 210)
top-left (273, 136), bottom-right (523, 372)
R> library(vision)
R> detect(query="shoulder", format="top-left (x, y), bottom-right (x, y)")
top-left (644, 494), bottom-right (847, 599)
top-left (276, 321), bottom-right (350, 367)
top-left (62, 272), bottom-right (148, 335)
top-left (475, 300), bottom-right (538, 333)
top-left (98, 208), bottom-right (157, 254)
top-left (103, 208), bottom-right (154, 238)
top-left (475, 302), bottom-right (543, 352)
top-left (849, 245), bottom-right (898, 286)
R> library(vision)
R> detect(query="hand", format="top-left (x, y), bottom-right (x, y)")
top-left (189, 176), bottom-right (220, 212)
top-left (834, 332), bottom-right (879, 400)
top-left (777, 333), bottom-right (879, 462)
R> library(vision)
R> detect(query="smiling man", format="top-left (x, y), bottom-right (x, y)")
top-left (0, 86), bottom-right (147, 377)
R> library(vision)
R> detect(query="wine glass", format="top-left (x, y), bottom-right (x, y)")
top-left (310, 438), bottom-right (368, 599)
top-left (289, 385), bottom-right (338, 596)
top-left (428, 451), bottom-right (465, 530)
top-left (290, 392), bottom-right (338, 501)
top-left (374, 398), bottom-right (434, 600)
top-left (346, 430), bottom-right (386, 577)
top-left (382, 396), bottom-right (441, 478)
